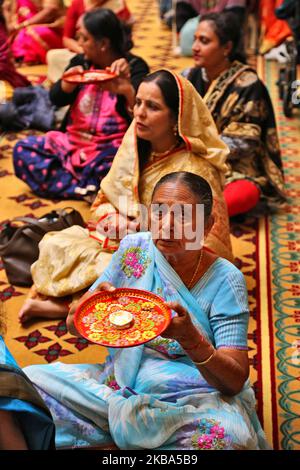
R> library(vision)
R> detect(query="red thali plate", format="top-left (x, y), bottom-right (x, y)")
top-left (62, 69), bottom-right (117, 84)
top-left (74, 288), bottom-right (172, 348)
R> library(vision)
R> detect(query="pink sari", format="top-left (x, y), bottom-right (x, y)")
top-left (44, 82), bottom-right (128, 176)
top-left (13, 83), bottom-right (129, 199)
top-left (11, 0), bottom-right (63, 64)
top-left (0, 20), bottom-right (30, 87)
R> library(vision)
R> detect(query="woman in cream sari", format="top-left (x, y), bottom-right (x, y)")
top-left (19, 69), bottom-right (233, 323)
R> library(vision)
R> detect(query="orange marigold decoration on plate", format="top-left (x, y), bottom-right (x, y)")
top-left (62, 69), bottom-right (117, 85)
top-left (74, 288), bottom-right (172, 348)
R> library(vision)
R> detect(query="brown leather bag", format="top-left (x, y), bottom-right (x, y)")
top-left (0, 208), bottom-right (85, 286)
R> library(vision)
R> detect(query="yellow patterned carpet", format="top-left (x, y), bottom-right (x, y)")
top-left (0, 0), bottom-right (299, 450)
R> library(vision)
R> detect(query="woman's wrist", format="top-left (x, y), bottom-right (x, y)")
top-left (16, 20), bottom-right (28, 29)
top-left (188, 343), bottom-right (216, 366)
top-left (21, 19), bottom-right (30, 28)
top-left (179, 329), bottom-right (206, 351)
top-left (180, 332), bottom-right (216, 365)
top-left (193, 348), bottom-right (216, 367)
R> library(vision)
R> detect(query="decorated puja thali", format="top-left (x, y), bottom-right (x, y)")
top-left (74, 288), bottom-right (172, 348)
top-left (62, 69), bottom-right (117, 84)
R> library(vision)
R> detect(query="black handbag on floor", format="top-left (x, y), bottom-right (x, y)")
top-left (0, 208), bottom-right (85, 286)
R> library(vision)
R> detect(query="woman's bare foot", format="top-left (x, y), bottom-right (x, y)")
top-left (18, 298), bottom-right (68, 324)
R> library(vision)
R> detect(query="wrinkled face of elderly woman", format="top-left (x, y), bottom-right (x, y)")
top-left (149, 181), bottom-right (209, 256)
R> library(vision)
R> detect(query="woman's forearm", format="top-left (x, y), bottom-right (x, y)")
top-left (21, 7), bottom-right (59, 27)
top-left (2, 0), bottom-right (14, 28)
top-left (194, 349), bottom-right (249, 396)
top-left (181, 335), bottom-right (249, 395)
top-left (50, 79), bottom-right (78, 106)
top-left (164, 302), bottom-right (249, 396)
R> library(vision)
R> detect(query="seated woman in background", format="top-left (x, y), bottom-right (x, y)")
top-left (18, 69), bottom-right (233, 323)
top-left (176, 0), bottom-right (246, 56)
top-left (0, 1), bottom-right (30, 103)
top-left (3, 0), bottom-right (65, 64)
top-left (183, 11), bottom-right (286, 217)
top-left (176, 0), bottom-right (246, 31)
top-left (13, 8), bottom-right (149, 200)
top-left (23, 172), bottom-right (270, 449)
top-left (47, 0), bottom-right (134, 83)
top-left (63, 0), bottom-right (133, 54)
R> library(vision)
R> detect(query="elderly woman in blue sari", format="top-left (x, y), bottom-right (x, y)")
top-left (23, 172), bottom-right (270, 450)
top-left (0, 303), bottom-right (55, 449)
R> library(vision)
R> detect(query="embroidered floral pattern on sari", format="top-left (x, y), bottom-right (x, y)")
top-left (120, 247), bottom-right (150, 279)
top-left (191, 418), bottom-right (230, 450)
top-left (104, 374), bottom-right (121, 391)
top-left (146, 337), bottom-right (183, 358)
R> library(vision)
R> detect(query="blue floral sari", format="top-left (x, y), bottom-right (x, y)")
top-left (24, 232), bottom-right (270, 450)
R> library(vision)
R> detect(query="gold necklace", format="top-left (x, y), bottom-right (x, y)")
top-left (187, 249), bottom-right (204, 290)
top-left (151, 141), bottom-right (179, 159)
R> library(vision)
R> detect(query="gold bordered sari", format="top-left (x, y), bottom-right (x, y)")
top-left (185, 61), bottom-right (286, 213)
top-left (32, 71), bottom-right (233, 297)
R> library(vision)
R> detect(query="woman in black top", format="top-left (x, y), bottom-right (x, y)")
top-left (13, 8), bottom-right (149, 200)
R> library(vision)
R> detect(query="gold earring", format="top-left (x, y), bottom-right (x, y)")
top-left (173, 124), bottom-right (178, 136)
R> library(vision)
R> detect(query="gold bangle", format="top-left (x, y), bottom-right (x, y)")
top-left (193, 349), bottom-right (216, 367)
